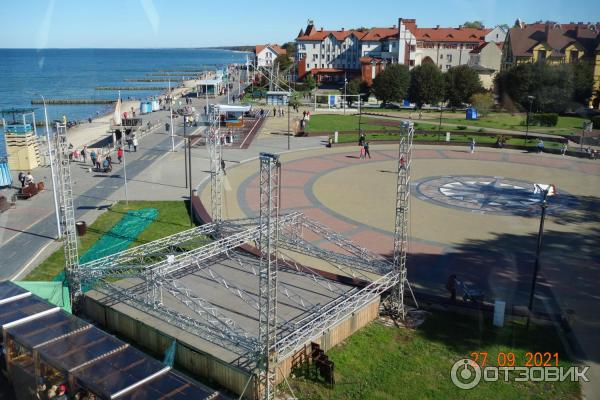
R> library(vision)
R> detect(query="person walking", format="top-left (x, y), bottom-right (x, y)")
top-left (165, 122), bottom-right (170, 133)
top-left (561, 143), bottom-right (567, 156)
top-left (18, 171), bottom-right (26, 188)
top-left (132, 136), bottom-right (138, 152)
top-left (364, 142), bottom-right (371, 159)
top-left (117, 147), bottom-right (123, 164)
top-left (469, 138), bottom-right (476, 154)
top-left (273, 107), bottom-right (276, 117)
top-left (90, 150), bottom-right (97, 167)
top-left (81, 146), bottom-right (87, 163)
top-left (359, 144), bottom-right (365, 159)
top-left (537, 139), bottom-right (544, 153)
top-left (26, 172), bottom-right (34, 185)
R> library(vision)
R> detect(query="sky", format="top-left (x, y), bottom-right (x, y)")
top-left (0, 0), bottom-right (598, 48)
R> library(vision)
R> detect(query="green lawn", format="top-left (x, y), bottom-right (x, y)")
top-left (284, 312), bottom-right (580, 400)
top-left (438, 113), bottom-right (587, 135)
top-left (25, 201), bottom-right (195, 281)
top-left (305, 114), bottom-right (397, 132)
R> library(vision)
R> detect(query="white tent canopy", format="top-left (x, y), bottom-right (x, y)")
top-left (215, 104), bottom-right (251, 113)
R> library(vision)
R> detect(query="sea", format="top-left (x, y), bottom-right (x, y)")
top-left (0, 48), bottom-right (247, 123)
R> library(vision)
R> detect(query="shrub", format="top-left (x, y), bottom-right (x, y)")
top-left (456, 125), bottom-right (467, 130)
top-left (478, 128), bottom-right (486, 132)
top-left (592, 115), bottom-right (600, 130)
top-left (530, 113), bottom-right (559, 127)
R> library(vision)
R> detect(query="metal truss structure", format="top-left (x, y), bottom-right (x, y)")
top-left (207, 107), bottom-right (223, 224)
top-left (77, 129), bottom-right (414, 399)
top-left (390, 120), bottom-right (414, 317)
top-left (257, 153), bottom-right (280, 400)
top-left (55, 123), bottom-right (81, 305)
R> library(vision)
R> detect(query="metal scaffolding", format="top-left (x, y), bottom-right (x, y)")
top-left (208, 106), bottom-right (223, 224)
top-left (257, 152), bottom-right (281, 400)
top-left (55, 123), bottom-right (81, 306)
top-left (390, 120), bottom-right (414, 318)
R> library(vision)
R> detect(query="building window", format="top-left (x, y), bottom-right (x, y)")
top-left (409, 60), bottom-right (415, 66)
top-left (306, 63), bottom-right (310, 68)
top-left (321, 64), bottom-right (324, 68)
top-left (446, 65), bottom-right (451, 69)
top-left (447, 54), bottom-right (453, 62)
top-left (570, 50), bottom-right (579, 62)
top-left (538, 50), bottom-right (547, 61)
top-left (440, 54), bottom-right (444, 59)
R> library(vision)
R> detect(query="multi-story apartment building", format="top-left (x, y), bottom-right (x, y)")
top-left (296, 19), bottom-right (502, 85)
top-left (502, 20), bottom-right (600, 108)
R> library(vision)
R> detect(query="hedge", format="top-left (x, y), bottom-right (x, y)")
top-left (592, 115), bottom-right (600, 130)
top-left (530, 113), bottom-right (559, 127)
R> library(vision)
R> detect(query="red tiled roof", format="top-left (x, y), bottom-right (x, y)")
top-left (413, 27), bottom-right (491, 43)
top-left (297, 29), bottom-right (363, 41)
top-left (359, 56), bottom-right (384, 63)
top-left (470, 41), bottom-right (503, 54)
top-left (361, 27), bottom-right (398, 41)
top-left (255, 44), bottom-right (286, 55)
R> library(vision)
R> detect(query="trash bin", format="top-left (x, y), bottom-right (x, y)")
top-left (75, 221), bottom-right (87, 236)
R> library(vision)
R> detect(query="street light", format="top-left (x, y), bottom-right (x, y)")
top-left (525, 95), bottom-right (535, 144)
top-left (35, 93), bottom-right (61, 239)
top-left (343, 73), bottom-right (347, 115)
top-left (438, 102), bottom-right (443, 142)
top-left (526, 183), bottom-right (556, 329)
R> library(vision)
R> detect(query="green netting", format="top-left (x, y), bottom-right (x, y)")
top-left (15, 281), bottom-right (71, 313)
top-left (53, 208), bottom-right (159, 288)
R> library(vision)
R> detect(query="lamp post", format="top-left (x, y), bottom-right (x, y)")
top-left (287, 96), bottom-right (291, 150)
top-left (527, 183), bottom-right (556, 329)
top-left (525, 95), bottom-right (535, 144)
top-left (438, 102), bottom-right (443, 142)
top-left (183, 116), bottom-right (188, 188)
top-left (168, 75), bottom-right (175, 152)
top-left (36, 94), bottom-right (62, 239)
top-left (188, 135), bottom-right (193, 227)
top-left (343, 73), bottom-right (347, 115)
top-left (121, 134), bottom-right (129, 205)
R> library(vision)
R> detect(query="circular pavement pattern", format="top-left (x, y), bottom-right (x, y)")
top-left (415, 175), bottom-right (578, 216)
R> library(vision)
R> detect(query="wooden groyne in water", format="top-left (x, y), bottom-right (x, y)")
top-left (31, 99), bottom-right (115, 105)
top-left (95, 86), bottom-right (169, 91)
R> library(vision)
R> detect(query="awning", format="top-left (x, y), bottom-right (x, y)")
top-left (215, 104), bottom-right (252, 113)
top-left (198, 78), bottom-right (222, 85)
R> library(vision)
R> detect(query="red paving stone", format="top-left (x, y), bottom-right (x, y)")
top-left (321, 152), bottom-right (361, 164)
top-left (506, 154), bottom-right (575, 168)
top-left (280, 188), bottom-right (312, 210)
top-left (413, 149), bottom-right (444, 159)
top-left (469, 152), bottom-right (505, 162)
top-left (408, 241), bottom-right (445, 255)
top-left (440, 149), bottom-right (474, 159)
top-left (279, 169), bottom-right (314, 187)
top-left (301, 208), bottom-right (356, 233)
top-left (286, 158), bottom-right (347, 173)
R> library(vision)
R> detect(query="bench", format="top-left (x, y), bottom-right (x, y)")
top-left (16, 183), bottom-right (42, 199)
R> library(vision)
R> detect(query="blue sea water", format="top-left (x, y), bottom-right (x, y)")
top-left (0, 48), bottom-right (247, 123)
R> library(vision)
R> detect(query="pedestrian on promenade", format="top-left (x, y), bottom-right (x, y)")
top-left (88, 117), bottom-right (92, 124)
top-left (81, 146), bottom-right (87, 163)
top-left (26, 172), bottom-right (34, 185)
top-left (418, 111), bottom-right (422, 119)
top-left (117, 147), bottom-right (123, 164)
top-left (364, 142), bottom-right (371, 159)
top-left (273, 107), bottom-right (276, 117)
top-left (133, 137), bottom-right (139, 152)
top-left (102, 158), bottom-right (110, 173)
top-left (561, 143), bottom-right (567, 156)
top-left (18, 171), bottom-right (26, 188)
top-left (95, 156), bottom-right (102, 171)
top-left (90, 150), bottom-right (97, 167)
top-left (221, 159), bottom-right (226, 175)
top-left (537, 139), bottom-right (544, 153)
top-left (358, 132), bottom-right (365, 146)
top-left (127, 137), bottom-right (132, 151)
top-left (359, 144), bottom-right (365, 159)
top-left (165, 122), bottom-right (170, 133)
top-left (469, 138), bottom-right (476, 154)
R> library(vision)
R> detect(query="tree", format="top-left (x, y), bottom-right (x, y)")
top-left (463, 21), bottom-right (484, 29)
top-left (408, 63), bottom-right (445, 108)
top-left (346, 79), bottom-right (370, 105)
top-left (281, 42), bottom-right (297, 57)
top-left (495, 62), bottom-right (593, 113)
top-left (304, 74), bottom-right (316, 91)
top-left (275, 54), bottom-right (292, 72)
top-left (470, 92), bottom-right (494, 117)
top-left (371, 64), bottom-right (410, 105)
top-left (445, 65), bottom-right (484, 108)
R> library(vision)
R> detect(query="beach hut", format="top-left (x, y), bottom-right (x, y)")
top-left (140, 101), bottom-right (152, 114)
top-left (151, 100), bottom-right (160, 112)
top-left (214, 104), bottom-right (251, 128)
top-left (1, 108), bottom-right (41, 172)
top-left (266, 91), bottom-right (290, 105)
top-left (197, 77), bottom-right (223, 98)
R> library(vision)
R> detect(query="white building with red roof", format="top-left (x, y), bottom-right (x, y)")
top-left (254, 44), bottom-right (286, 67)
top-left (295, 19), bottom-right (505, 85)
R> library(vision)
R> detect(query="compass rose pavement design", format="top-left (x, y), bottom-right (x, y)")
top-left (415, 175), bottom-right (577, 216)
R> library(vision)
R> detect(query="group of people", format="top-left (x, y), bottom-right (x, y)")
top-left (37, 382), bottom-right (97, 399)
top-left (357, 133), bottom-right (371, 159)
top-left (17, 171), bottom-right (34, 188)
top-left (272, 107), bottom-right (285, 117)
